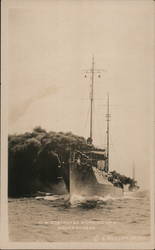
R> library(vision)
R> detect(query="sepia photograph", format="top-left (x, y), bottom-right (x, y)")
top-left (1, 0), bottom-right (155, 249)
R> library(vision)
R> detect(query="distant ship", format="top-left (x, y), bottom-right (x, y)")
top-left (67, 57), bottom-right (124, 198)
top-left (128, 163), bottom-right (139, 192)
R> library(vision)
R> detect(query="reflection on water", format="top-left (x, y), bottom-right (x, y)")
top-left (9, 190), bottom-right (150, 242)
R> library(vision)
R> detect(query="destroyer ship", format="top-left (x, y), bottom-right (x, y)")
top-left (63, 57), bottom-right (124, 198)
top-left (36, 58), bottom-right (139, 200)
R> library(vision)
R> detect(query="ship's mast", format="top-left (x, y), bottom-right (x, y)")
top-left (84, 57), bottom-right (103, 144)
top-left (106, 93), bottom-right (110, 172)
top-left (90, 56), bottom-right (95, 144)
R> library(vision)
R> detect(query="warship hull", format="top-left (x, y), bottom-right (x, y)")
top-left (69, 162), bottom-right (123, 198)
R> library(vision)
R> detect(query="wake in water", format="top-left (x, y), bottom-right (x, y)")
top-left (35, 190), bottom-right (148, 209)
top-left (35, 193), bottom-right (119, 208)
top-left (69, 194), bottom-right (121, 208)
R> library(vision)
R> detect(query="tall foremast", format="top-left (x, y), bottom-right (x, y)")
top-left (84, 56), bottom-right (103, 145)
top-left (89, 56), bottom-right (95, 144)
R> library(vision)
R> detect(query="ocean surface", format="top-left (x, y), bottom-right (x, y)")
top-left (8, 190), bottom-right (150, 242)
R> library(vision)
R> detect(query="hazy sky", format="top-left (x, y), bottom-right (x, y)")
top-left (8, 0), bottom-right (154, 188)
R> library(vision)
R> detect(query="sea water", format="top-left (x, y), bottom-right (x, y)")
top-left (8, 190), bottom-right (150, 242)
